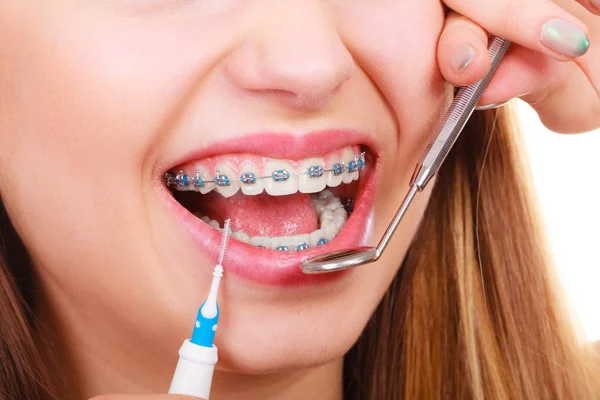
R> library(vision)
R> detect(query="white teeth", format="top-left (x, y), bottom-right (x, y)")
top-left (309, 229), bottom-right (330, 247)
top-left (333, 208), bottom-right (347, 227)
top-left (327, 171), bottom-right (343, 188)
top-left (232, 231), bottom-right (251, 244)
top-left (319, 211), bottom-right (334, 226)
top-left (176, 172), bottom-right (196, 192)
top-left (317, 189), bottom-right (335, 200)
top-left (264, 160), bottom-right (298, 196)
top-left (319, 214), bottom-right (341, 240)
top-left (239, 161), bottom-right (264, 196)
top-left (326, 151), bottom-right (344, 188)
top-left (249, 236), bottom-right (271, 248)
top-left (214, 164), bottom-right (240, 198)
top-left (312, 190), bottom-right (346, 245)
top-left (325, 197), bottom-right (343, 212)
top-left (323, 225), bottom-right (339, 241)
top-left (196, 215), bottom-right (222, 230)
top-left (196, 166), bottom-right (216, 195)
top-left (268, 234), bottom-right (310, 251)
top-left (340, 148), bottom-right (355, 184)
top-left (333, 216), bottom-right (346, 231)
top-left (298, 158), bottom-right (327, 194)
top-left (270, 236), bottom-right (292, 250)
top-left (313, 202), bottom-right (327, 216)
top-left (169, 146), bottom-right (364, 196)
top-left (288, 234), bottom-right (311, 249)
top-left (190, 188), bottom-right (348, 252)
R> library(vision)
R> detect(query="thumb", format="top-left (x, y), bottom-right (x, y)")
top-left (89, 395), bottom-right (204, 400)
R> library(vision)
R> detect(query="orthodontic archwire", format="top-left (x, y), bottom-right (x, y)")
top-left (169, 219), bottom-right (231, 399)
top-left (164, 152), bottom-right (366, 189)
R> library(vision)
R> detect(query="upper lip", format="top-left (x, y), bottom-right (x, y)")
top-left (161, 129), bottom-right (381, 173)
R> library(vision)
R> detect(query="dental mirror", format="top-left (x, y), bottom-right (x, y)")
top-left (302, 36), bottom-right (511, 274)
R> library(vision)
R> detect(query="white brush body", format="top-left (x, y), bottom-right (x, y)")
top-left (200, 265), bottom-right (223, 319)
top-left (169, 219), bottom-right (230, 400)
top-left (169, 340), bottom-right (217, 399)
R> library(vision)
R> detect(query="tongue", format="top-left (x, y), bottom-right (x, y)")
top-left (195, 191), bottom-right (319, 237)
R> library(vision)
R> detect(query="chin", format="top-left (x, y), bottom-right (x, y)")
top-left (213, 302), bottom-right (367, 374)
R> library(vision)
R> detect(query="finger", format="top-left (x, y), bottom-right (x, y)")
top-left (443, 0), bottom-right (592, 61)
top-left (476, 45), bottom-right (600, 132)
top-left (438, 12), bottom-right (492, 87)
top-left (478, 45), bottom-right (564, 106)
top-left (578, 0), bottom-right (600, 15)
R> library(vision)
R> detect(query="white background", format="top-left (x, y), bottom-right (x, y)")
top-left (517, 101), bottom-right (600, 342)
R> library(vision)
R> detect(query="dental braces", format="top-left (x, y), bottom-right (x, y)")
top-left (272, 239), bottom-right (329, 252)
top-left (263, 238), bottom-right (329, 252)
top-left (165, 152), bottom-right (366, 189)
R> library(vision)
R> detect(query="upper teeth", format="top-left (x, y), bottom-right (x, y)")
top-left (165, 146), bottom-right (366, 197)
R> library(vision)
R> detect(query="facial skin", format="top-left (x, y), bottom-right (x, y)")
top-left (0, 1), bottom-right (450, 398)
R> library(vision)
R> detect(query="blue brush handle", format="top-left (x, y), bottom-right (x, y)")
top-left (190, 301), bottom-right (219, 347)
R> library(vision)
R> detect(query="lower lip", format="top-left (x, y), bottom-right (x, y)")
top-left (159, 163), bottom-right (379, 286)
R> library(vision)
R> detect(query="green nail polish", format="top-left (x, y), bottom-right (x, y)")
top-left (541, 18), bottom-right (590, 58)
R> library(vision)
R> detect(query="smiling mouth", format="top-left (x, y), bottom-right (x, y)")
top-left (165, 145), bottom-right (369, 252)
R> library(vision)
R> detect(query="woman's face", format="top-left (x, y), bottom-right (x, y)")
top-left (0, 0), bottom-right (449, 390)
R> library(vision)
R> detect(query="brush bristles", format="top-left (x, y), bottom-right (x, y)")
top-left (218, 219), bottom-right (231, 267)
top-left (213, 264), bottom-right (224, 278)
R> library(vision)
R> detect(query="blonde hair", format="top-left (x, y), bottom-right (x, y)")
top-left (343, 106), bottom-right (600, 399)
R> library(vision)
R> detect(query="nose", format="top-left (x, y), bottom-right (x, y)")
top-left (224, 1), bottom-right (353, 111)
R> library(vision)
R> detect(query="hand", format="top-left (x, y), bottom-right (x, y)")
top-left (438, 0), bottom-right (600, 133)
top-left (89, 395), bottom-right (202, 400)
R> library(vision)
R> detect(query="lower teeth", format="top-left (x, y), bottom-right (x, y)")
top-left (194, 189), bottom-right (348, 251)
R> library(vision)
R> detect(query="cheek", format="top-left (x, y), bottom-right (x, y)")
top-left (335, 0), bottom-right (451, 192)
top-left (335, 0), bottom-right (451, 254)
top-left (335, 0), bottom-right (449, 128)
top-left (0, 5), bottom-right (243, 334)
top-left (0, 5), bottom-right (238, 279)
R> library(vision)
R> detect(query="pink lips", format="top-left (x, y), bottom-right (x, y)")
top-left (159, 130), bottom-right (380, 286)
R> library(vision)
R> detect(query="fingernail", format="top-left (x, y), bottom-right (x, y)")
top-left (475, 99), bottom-right (512, 111)
top-left (450, 44), bottom-right (477, 74)
top-left (540, 18), bottom-right (590, 58)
